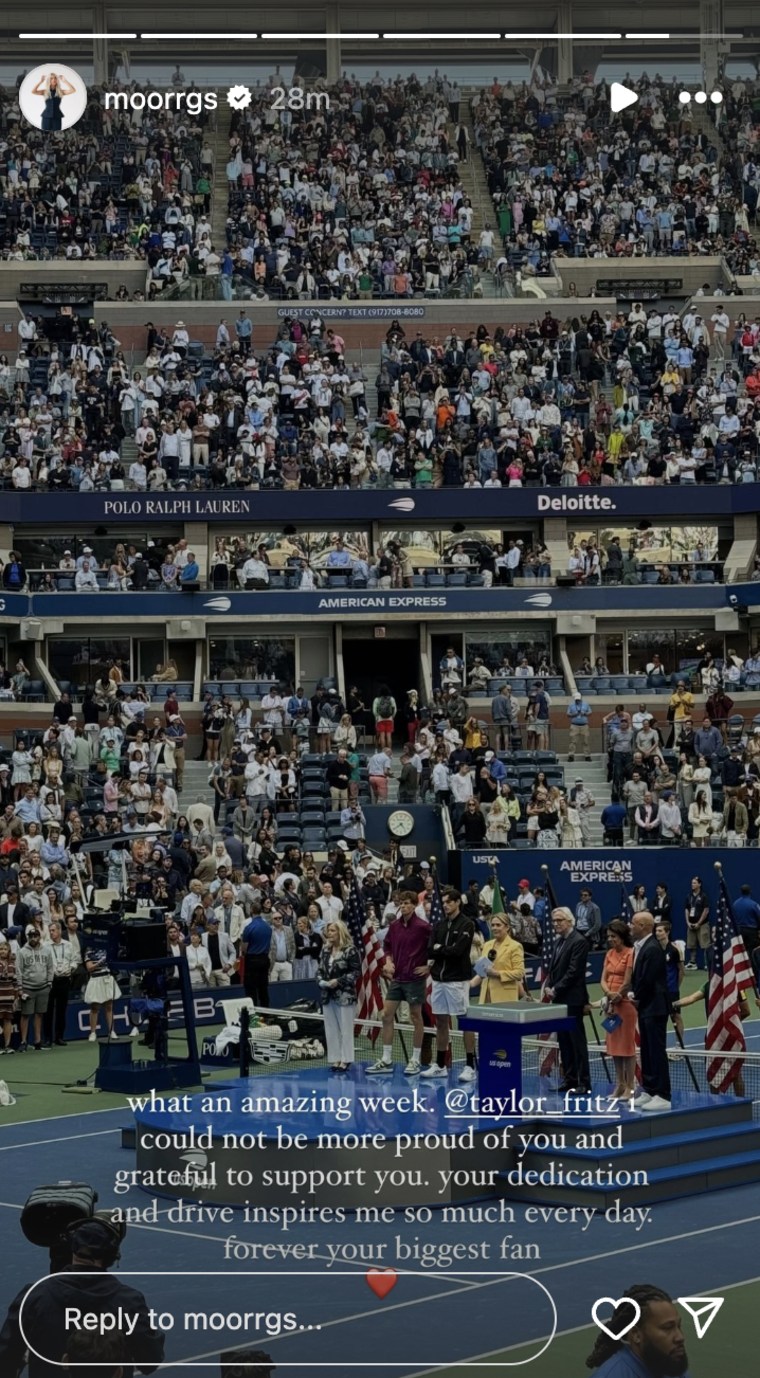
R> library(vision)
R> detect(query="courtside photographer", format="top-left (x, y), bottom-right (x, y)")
top-left (0, 1183), bottom-right (163, 1377)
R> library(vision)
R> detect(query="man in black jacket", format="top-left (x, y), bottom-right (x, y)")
top-left (0, 885), bottom-right (32, 931)
top-left (630, 910), bottom-right (672, 1112)
top-left (544, 907), bottom-right (590, 1093)
top-left (421, 887), bottom-right (476, 1083)
top-left (0, 1217), bottom-right (164, 1376)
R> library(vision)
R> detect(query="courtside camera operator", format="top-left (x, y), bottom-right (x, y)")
top-left (0, 1214), bottom-right (164, 1377)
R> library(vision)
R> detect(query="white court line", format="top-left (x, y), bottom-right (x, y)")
top-left (147, 1213), bottom-right (760, 1367)
top-left (0, 1105), bottom-right (125, 1133)
top-left (402, 1272), bottom-right (760, 1376)
top-left (0, 1128), bottom-right (119, 1152)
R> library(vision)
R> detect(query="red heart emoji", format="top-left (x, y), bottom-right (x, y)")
top-left (366, 1269), bottom-right (398, 1300)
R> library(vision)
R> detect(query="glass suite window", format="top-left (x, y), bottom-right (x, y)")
top-left (207, 637), bottom-right (295, 685)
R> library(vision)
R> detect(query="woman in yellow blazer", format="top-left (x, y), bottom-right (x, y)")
top-left (471, 913), bottom-right (526, 1005)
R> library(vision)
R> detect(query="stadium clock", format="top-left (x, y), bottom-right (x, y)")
top-left (387, 810), bottom-right (415, 839)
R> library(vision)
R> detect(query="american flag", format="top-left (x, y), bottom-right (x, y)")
top-left (422, 872), bottom-right (445, 1026)
top-left (537, 870), bottom-right (559, 1076)
top-left (536, 888), bottom-right (556, 988)
top-left (429, 871), bottom-right (446, 931)
top-left (706, 872), bottom-right (753, 1093)
top-left (618, 881), bottom-right (634, 926)
top-left (344, 874), bottom-right (384, 1040)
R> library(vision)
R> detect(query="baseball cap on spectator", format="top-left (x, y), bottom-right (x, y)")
top-left (336, 840), bottom-right (349, 851)
top-left (420, 861), bottom-right (431, 871)
top-left (518, 879), bottom-right (530, 889)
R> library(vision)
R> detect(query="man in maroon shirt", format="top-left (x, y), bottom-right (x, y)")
top-left (366, 891), bottom-right (430, 1076)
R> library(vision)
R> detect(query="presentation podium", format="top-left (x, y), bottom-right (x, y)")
top-left (459, 1004), bottom-right (575, 1100)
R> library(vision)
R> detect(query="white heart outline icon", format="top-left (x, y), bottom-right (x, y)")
top-left (591, 1296), bottom-right (642, 1341)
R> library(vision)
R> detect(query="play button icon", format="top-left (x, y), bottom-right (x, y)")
top-left (610, 82), bottom-right (639, 113)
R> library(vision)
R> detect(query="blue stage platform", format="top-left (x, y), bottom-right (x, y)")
top-left (129, 1064), bottom-right (760, 1210)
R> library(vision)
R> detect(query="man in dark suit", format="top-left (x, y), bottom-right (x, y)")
top-left (0, 885), bottom-right (31, 932)
top-left (545, 907), bottom-right (590, 1093)
top-left (630, 910), bottom-right (671, 1112)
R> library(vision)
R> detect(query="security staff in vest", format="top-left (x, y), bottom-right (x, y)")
top-left (0, 1216), bottom-right (164, 1376)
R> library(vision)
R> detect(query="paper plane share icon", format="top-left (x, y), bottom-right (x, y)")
top-left (676, 1297), bottom-right (724, 1339)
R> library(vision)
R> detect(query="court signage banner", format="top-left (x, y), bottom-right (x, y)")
top-left (14, 583), bottom-right (750, 620)
top-left (4, 485), bottom-right (760, 524)
top-left (460, 848), bottom-right (752, 943)
top-left (62, 979), bottom-right (317, 1041)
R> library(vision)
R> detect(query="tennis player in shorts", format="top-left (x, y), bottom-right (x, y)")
top-left (420, 886), bottom-right (477, 1082)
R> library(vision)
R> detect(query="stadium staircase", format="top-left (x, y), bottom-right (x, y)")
top-left (691, 101), bottom-right (729, 166)
top-left (120, 434), bottom-right (139, 470)
top-left (495, 1097), bottom-right (760, 1207)
top-left (450, 93), bottom-right (501, 297)
top-left (210, 115), bottom-right (232, 250)
top-left (555, 751), bottom-right (609, 847)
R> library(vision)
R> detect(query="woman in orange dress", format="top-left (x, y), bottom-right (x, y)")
top-left (600, 919), bottom-right (637, 1098)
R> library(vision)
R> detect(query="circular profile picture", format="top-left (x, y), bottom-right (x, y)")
top-left (18, 63), bottom-right (88, 132)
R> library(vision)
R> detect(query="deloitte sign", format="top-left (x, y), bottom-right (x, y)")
top-left (537, 494), bottom-right (617, 512)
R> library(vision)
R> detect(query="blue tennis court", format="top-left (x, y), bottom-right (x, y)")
top-left (0, 1018), bottom-right (757, 1376)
